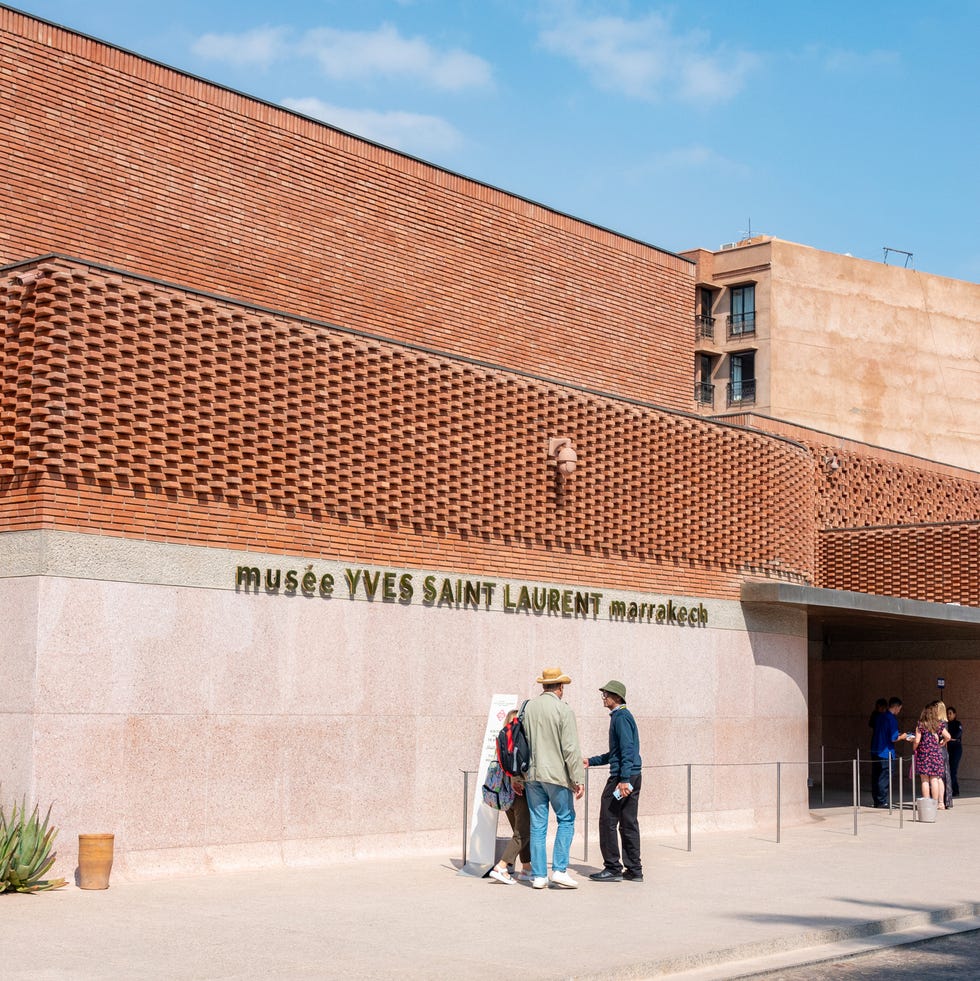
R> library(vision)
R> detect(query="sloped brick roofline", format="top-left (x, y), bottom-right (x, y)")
top-left (0, 5), bottom-right (690, 272)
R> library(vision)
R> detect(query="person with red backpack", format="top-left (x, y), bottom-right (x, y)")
top-left (488, 708), bottom-right (532, 885)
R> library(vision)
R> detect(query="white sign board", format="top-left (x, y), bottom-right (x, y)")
top-left (458, 693), bottom-right (518, 877)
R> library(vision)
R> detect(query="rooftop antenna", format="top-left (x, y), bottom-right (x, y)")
top-left (739, 218), bottom-right (753, 240)
top-left (883, 247), bottom-right (913, 268)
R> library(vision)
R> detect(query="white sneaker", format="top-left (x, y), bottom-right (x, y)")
top-left (531, 877), bottom-right (548, 890)
top-left (550, 870), bottom-right (578, 889)
top-left (488, 868), bottom-right (515, 885)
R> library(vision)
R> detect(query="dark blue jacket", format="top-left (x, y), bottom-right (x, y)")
top-left (871, 710), bottom-right (900, 759)
top-left (588, 705), bottom-right (642, 780)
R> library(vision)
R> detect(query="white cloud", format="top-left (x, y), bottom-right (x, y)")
top-left (819, 47), bottom-right (901, 74)
top-left (281, 98), bottom-right (463, 156)
top-left (191, 26), bottom-right (290, 68)
top-left (539, 12), bottom-right (758, 104)
top-left (636, 144), bottom-right (751, 178)
top-left (192, 22), bottom-right (492, 91)
top-left (298, 24), bottom-right (492, 90)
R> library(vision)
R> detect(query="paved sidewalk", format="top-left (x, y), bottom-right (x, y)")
top-left (3, 799), bottom-right (979, 980)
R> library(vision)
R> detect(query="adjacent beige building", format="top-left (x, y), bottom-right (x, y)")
top-left (684, 237), bottom-right (980, 472)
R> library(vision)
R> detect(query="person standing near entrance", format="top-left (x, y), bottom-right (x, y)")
top-left (522, 667), bottom-right (585, 890)
top-left (584, 680), bottom-right (643, 883)
top-left (870, 696), bottom-right (911, 807)
top-left (947, 707), bottom-right (964, 797)
top-left (868, 697), bottom-right (888, 807)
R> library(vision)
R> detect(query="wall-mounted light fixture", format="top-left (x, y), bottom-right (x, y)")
top-left (548, 437), bottom-right (578, 478)
top-left (823, 453), bottom-right (841, 474)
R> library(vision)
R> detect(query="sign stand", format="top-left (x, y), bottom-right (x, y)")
top-left (458, 693), bottom-right (518, 877)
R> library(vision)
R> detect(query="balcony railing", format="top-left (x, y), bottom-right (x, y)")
top-left (727, 312), bottom-right (756, 338)
top-left (694, 382), bottom-right (714, 407)
top-left (726, 379), bottom-right (756, 407)
top-left (695, 314), bottom-right (715, 341)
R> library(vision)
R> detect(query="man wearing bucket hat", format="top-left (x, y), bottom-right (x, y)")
top-left (583, 680), bottom-right (643, 882)
top-left (522, 667), bottom-right (586, 890)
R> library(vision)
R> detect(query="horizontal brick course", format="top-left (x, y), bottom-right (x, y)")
top-left (818, 522), bottom-right (980, 606)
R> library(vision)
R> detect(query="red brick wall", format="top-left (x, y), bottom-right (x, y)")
top-left (717, 417), bottom-right (980, 604)
top-left (1, 258), bottom-right (815, 598)
top-left (818, 522), bottom-right (980, 605)
top-left (0, 8), bottom-right (693, 410)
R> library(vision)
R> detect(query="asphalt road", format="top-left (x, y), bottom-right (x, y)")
top-left (751, 929), bottom-right (980, 980)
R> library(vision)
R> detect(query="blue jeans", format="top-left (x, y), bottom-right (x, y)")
top-left (524, 781), bottom-right (576, 879)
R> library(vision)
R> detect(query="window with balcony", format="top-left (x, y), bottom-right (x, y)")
top-left (696, 286), bottom-right (716, 340)
top-left (727, 351), bottom-right (756, 406)
top-left (695, 353), bottom-right (715, 406)
top-left (727, 284), bottom-right (756, 338)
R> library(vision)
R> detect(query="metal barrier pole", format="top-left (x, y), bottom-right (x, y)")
top-left (853, 758), bottom-right (859, 836)
top-left (776, 761), bottom-right (782, 844)
top-left (583, 767), bottom-right (590, 864)
top-left (887, 755), bottom-right (893, 812)
top-left (821, 745), bottom-right (825, 805)
top-left (911, 755), bottom-right (917, 823)
top-left (687, 763), bottom-right (693, 853)
top-left (899, 761), bottom-right (904, 829)
top-left (856, 747), bottom-right (861, 805)
top-left (462, 770), bottom-right (469, 865)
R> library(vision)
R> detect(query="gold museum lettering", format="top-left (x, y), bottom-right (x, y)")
top-left (234, 566), bottom-right (708, 627)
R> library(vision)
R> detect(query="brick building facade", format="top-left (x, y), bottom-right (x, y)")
top-left (1, 7), bottom-right (977, 878)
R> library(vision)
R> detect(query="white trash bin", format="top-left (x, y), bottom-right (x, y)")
top-left (916, 797), bottom-right (938, 822)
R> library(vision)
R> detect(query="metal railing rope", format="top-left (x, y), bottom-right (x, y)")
top-left (460, 746), bottom-right (924, 865)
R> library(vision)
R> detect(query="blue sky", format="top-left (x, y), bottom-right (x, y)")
top-left (10, 0), bottom-right (980, 281)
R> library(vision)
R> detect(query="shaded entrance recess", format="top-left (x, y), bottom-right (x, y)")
top-left (742, 582), bottom-right (980, 798)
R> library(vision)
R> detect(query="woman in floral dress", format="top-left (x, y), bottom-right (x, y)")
top-left (912, 702), bottom-right (951, 808)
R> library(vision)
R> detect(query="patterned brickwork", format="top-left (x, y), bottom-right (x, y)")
top-left (720, 415), bottom-right (980, 528)
top-left (0, 258), bottom-right (816, 597)
top-left (818, 522), bottom-right (980, 605)
top-left (0, 8), bottom-right (693, 411)
top-left (795, 438), bottom-right (977, 530)
top-left (716, 416), bottom-right (980, 604)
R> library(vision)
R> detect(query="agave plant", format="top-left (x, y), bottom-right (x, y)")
top-left (0, 798), bottom-right (67, 893)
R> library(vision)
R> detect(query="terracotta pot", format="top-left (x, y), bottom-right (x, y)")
top-left (77, 833), bottom-right (114, 889)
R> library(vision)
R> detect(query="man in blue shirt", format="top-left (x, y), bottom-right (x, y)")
top-left (584, 680), bottom-right (643, 882)
top-left (870, 696), bottom-right (910, 807)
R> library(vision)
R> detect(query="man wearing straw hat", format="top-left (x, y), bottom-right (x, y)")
top-left (522, 667), bottom-right (586, 890)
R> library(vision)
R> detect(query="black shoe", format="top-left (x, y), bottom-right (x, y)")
top-left (623, 869), bottom-right (643, 882)
top-left (589, 869), bottom-right (623, 882)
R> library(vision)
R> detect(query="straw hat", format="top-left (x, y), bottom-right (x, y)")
top-left (537, 667), bottom-right (572, 685)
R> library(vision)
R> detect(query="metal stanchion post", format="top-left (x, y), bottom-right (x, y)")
top-left (911, 755), bottom-right (917, 823)
top-left (583, 767), bottom-right (590, 864)
top-left (899, 760), bottom-right (904, 829)
top-left (776, 761), bottom-right (782, 844)
top-left (687, 763), bottom-right (693, 853)
top-left (888, 755), bottom-right (893, 812)
top-left (821, 745), bottom-right (825, 805)
top-left (853, 758), bottom-right (859, 836)
top-left (462, 770), bottom-right (469, 865)
top-left (856, 747), bottom-right (861, 805)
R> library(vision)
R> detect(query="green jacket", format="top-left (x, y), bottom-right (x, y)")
top-left (523, 691), bottom-right (586, 788)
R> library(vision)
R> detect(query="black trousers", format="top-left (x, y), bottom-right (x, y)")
top-left (598, 773), bottom-right (642, 874)
top-left (870, 758), bottom-right (884, 805)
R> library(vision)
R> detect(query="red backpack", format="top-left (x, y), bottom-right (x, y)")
top-left (496, 700), bottom-right (531, 777)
